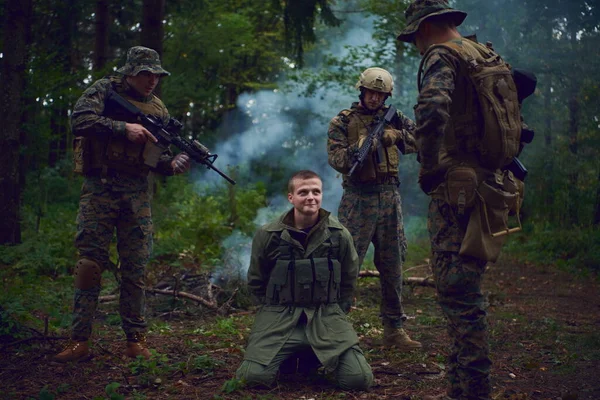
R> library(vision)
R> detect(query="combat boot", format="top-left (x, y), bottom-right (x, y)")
top-left (52, 340), bottom-right (91, 363)
top-left (383, 326), bottom-right (422, 349)
top-left (125, 332), bottom-right (152, 359)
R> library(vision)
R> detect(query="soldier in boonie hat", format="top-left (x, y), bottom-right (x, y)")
top-left (396, 0), bottom-right (466, 43)
top-left (116, 46), bottom-right (170, 77)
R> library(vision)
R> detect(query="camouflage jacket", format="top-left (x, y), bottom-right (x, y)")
top-left (327, 102), bottom-right (417, 186)
top-left (71, 76), bottom-right (174, 191)
top-left (414, 45), bottom-right (465, 171)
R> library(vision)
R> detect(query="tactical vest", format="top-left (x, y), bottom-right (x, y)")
top-left (342, 108), bottom-right (400, 183)
top-left (418, 38), bottom-right (521, 169)
top-left (265, 230), bottom-right (342, 306)
top-left (73, 76), bottom-right (168, 176)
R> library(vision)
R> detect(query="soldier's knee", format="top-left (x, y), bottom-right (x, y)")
top-left (336, 347), bottom-right (373, 391)
top-left (235, 360), bottom-right (276, 388)
top-left (74, 258), bottom-right (102, 290)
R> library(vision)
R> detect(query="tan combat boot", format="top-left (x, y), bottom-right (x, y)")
top-left (125, 333), bottom-right (152, 359)
top-left (52, 340), bottom-right (91, 363)
top-left (383, 326), bottom-right (422, 349)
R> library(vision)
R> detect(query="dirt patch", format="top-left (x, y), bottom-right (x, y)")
top-left (1, 259), bottom-right (599, 399)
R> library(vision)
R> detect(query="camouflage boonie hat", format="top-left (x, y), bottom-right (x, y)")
top-left (396, 0), bottom-right (467, 43)
top-left (116, 46), bottom-right (170, 77)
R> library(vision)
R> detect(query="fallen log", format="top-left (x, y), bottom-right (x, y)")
top-left (99, 288), bottom-right (218, 309)
top-left (359, 270), bottom-right (435, 288)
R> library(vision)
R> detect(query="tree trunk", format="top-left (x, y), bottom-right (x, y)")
top-left (94, 0), bottom-right (110, 71)
top-left (0, 0), bottom-right (33, 244)
top-left (566, 27), bottom-right (580, 225)
top-left (141, 0), bottom-right (165, 96)
top-left (594, 167), bottom-right (600, 226)
top-left (543, 75), bottom-right (552, 147)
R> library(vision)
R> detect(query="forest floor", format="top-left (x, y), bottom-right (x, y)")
top-left (1, 257), bottom-right (599, 400)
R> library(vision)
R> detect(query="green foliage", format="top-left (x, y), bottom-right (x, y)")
top-left (128, 351), bottom-right (171, 387)
top-left (152, 174), bottom-right (267, 265)
top-left (37, 386), bottom-right (55, 400)
top-left (0, 271), bottom-right (72, 338)
top-left (220, 377), bottom-right (245, 394)
top-left (104, 382), bottom-right (125, 400)
top-left (189, 354), bottom-right (224, 375)
top-left (505, 225), bottom-right (600, 273)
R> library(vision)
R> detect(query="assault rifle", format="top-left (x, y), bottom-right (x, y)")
top-left (105, 90), bottom-right (236, 185)
top-left (505, 68), bottom-right (537, 181)
top-left (348, 105), bottom-right (397, 177)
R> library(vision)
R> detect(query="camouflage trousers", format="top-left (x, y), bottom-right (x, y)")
top-left (338, 186), bottom-right (407, 328)
top-left (428, 198), bottom-right (491, 400)
top-left (71, 177), bottom-right (152, 341)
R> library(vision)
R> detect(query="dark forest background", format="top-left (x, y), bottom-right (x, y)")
top-left (1, 0), bottom-right (599, 348)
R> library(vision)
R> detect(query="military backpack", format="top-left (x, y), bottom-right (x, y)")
top-left (419, 38), bottom-right (522, 170)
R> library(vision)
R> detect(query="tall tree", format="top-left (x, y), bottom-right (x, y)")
top-left (94, 0), bottom-right (110, 71)
top-left (141, 0), bottom-right (165, 96)
top-left (0, 0), bottom-right (33, 244)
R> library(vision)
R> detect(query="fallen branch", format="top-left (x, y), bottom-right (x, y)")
top-left (99, 288), bottom-right (218, 309)
top-left (0, 336), bottom-right (68, 351)
top-left (359, 270), bottom-right (435, 288)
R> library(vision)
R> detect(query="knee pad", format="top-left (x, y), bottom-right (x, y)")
top-left (74, 258), bottom-right (102, 290)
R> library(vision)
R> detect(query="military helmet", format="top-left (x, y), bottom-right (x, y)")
top-left (355, 67), bottom-right (393, 95)
top-left (396, 0), bottom-right (467, 43)
top-left (116, 46), bottom-right (170, 77)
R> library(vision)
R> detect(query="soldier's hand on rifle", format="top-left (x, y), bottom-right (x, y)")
top-left (125, 122), bottom-right (158, 144)
top-left (358, 136), bottom-right (378, 152)
top-left (382, 128), bottom-right (402, 147)
top-left (171, 153), bottom-right (191, 174)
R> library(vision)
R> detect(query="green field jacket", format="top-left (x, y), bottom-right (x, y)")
top-left (244, 208), bottom-right (360, 370)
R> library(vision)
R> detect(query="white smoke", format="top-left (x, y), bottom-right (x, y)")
top-left (206, 8), bottom-right (424, 284)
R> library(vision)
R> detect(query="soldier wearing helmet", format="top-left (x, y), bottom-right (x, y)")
top-left (327, 67), bottom-right (421, 350)
top-left (53, 46), bottom-right (191, 363)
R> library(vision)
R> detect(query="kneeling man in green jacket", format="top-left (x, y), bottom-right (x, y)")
top-left (236, 170), bottom-right (373, 390)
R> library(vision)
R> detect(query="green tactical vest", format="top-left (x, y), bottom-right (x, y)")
top-left (80, 76), bottom-right (169, 176)
top-left (341, 107), bottom-right (400, 183)
top-left (265, 230), bottom-right (342, 306)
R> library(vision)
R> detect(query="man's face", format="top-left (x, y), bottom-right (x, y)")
top-left (362, 88), bottom-right (387, 111)
top-left (288, 177), bottom-right (322, 218)
top-left (126, 70), bottom-right (161, 96)
top-left (414, 22), bottom-right (432, 56)
top-left (414, 31), bottom-right (427, 56)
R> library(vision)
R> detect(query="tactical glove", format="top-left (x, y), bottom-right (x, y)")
top-left (382, 128), bottom-right (401, 147)
top-left (172, 153), bottom-right (191, 174)
top-left (357, 136), bottom-right (378, 152)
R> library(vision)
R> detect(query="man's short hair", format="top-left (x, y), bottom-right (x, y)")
top-left (287, 170), bottom-right (321, 193)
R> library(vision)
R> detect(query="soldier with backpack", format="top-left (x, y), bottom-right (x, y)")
top-left (397, 1), bottom-right (527, 399)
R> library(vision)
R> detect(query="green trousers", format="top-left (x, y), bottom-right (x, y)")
top-left (236, 318), bottom-right (373, 390)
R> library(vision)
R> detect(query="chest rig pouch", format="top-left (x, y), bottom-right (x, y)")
top-left (265, 232), bottom-right (342, 306)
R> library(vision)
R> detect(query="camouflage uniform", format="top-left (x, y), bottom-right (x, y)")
top-left (69, 47), bottom-right (173, 343)
top-left (328, 102), bottom-right (417, 329)
top-left (397, 1), bottom-right (493, 398)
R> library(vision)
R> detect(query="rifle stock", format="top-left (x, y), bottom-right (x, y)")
top-left (105, 90), bottom-right (236, 185)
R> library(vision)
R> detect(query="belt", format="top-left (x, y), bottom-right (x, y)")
top-left (345, 184), bottom-right (399, 193)
top-left (86, 168), bottom-right (120, 177)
